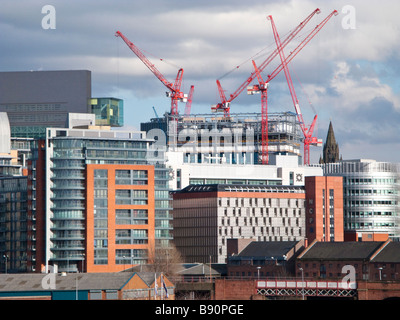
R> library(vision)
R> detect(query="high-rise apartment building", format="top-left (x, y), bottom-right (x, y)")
top-left (27, 124), bottom-right (171, 273)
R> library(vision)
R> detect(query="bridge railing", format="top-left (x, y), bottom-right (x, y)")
top-left (257, 279), bottom-right (357, 290)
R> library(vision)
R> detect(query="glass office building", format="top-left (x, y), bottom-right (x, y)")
top-left (323, 159), bottom-right (400, 240)
top-left (90, 98), bottom-right (124, 127)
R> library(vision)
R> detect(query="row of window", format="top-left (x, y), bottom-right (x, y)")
top-left (52, 159), bottom-right (84, 168)
top-left (1, 103), bottom-right (62, 112)
top-left (344, 178), bottom-right (398, 185)
top-left (218, 225), bottom-right (302, 237)
top-left (115, 190), bottom-right (148, 205)
top-left (220, 216), bottom-right (301, 227)
top-left (220, 198), bottom-right (303, 208)
top-left (53, 139), bottom-right (147, 150)
top-left (190, 178), bottom-right (282, 186)
top-left (95, 169), bottom-right (168, 180)
top-left (87, 150), bottom-right (146, 159)
top-left (9, 113), bottom-right (65, 122)
top-left (94, 229), bottom-right (148, 244)
top-left (347, 200), bottom-right (398, 207)
top-left (93, 250), bottom-right (148, 265)
top-left (346, 222), bottom-right (395, 228)
top-left (346, 188), bottom-right (398, 196)
top-left (115, 170), bottom-right (147, 179)
top-left (346, 211), bottom-right (396, 217)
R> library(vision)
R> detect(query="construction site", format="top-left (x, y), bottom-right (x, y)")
top-left (116, 8), bottom-right (338, 167)
top-left (141, 111), bottom-right (302, 165)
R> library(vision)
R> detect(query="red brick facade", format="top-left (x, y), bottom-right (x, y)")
top-left (305, 176), bottom-right (343, 242)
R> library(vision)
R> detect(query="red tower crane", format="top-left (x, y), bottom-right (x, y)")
top-left (212, 8), bottom-right (321, 117)
top-left (268, 11), bottom-right (338, 165)
top-left (115, 31), bottom-right (189, 116)
top-left (246, 10), bottom-right (337, 164)
top-left (184, 85), bottom-right (195, 117)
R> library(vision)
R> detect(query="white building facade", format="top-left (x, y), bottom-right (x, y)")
top-left (323, 159), bottom-right (400, 240)
top-left (167, 152), bottom-right (323, 190)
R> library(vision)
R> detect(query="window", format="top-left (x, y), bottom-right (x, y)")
top-left (116, 209), bottom-right (148, 225)
top-left (115, 190), bottom-right (148, 205)
top-left (94, 169), bottom-right (108, 178)
top-left (115, 229), bottom-right (148, 244)
top-left (115, 170), bottom-right (148, 185)
top-left (320, 264), bottom-right (326, 279)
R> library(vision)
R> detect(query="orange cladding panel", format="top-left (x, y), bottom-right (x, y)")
top-left (86, 164), bottom-right (155, 273)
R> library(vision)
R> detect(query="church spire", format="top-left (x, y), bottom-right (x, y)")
top-left (321, 121), bottom-right (340, 164)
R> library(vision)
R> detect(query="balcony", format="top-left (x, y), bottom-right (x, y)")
top-left (50, 222), bottom-right (85, 231)
top-left (50, 233), bottom-right (85, 241)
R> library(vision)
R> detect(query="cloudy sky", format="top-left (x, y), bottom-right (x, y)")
top-left (1, 0), bottom-right (399, 163)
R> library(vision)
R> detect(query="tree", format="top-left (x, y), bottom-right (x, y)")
top-left (147, 242), bottom-right (184, 277)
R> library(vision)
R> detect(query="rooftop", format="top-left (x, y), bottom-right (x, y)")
top-left (236, 241), bottom-right (299, 260)
top-left (0, 272), bottom-right (136, 292)
top-left (371, 242), bottom-right (400, 263)
top-left (175, 184), bottom-right (304, 194)
top-left (298, 241), bottom-right (386, 261)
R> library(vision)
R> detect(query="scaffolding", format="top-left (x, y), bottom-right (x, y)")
top-left (141, 112), bottom-right (302, 164)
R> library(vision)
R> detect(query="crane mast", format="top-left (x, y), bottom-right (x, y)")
top-left (250, 60), bottom-right (269, 164)
top-left (184, 85), bottom-right (195, 117)
top-left (268, 11), bottom-right (338, 165)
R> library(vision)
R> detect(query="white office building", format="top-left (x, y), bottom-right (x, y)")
top-left (322, 159), bottom-right (400, 240)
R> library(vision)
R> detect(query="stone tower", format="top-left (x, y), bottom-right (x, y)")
top-left (320, 121), bottom-right (340, 164)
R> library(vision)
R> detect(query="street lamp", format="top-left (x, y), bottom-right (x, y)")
top-left (257, 266), bottom-right (261, 280)
top-left (3, 255), bottom-right (8, 274)
top-left (81, 253), bottom-right (86, 273)
top-left (299, 267), bottom-right (304, 300)
top-left (378, 267), bottom-right (383, 281)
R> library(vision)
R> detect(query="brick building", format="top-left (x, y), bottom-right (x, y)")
top-left (227, 239), bottom-right (305, 279)
top-left (305, 176), bottom-right (344, 242)
top-left (173, 177), bottom-right (343, 264)
top-left (295, 240), bottom-right (395, 281)
top-left (173, 184), bottom-right (307, 264)
top-left (369, 241), bottom-right (400, 281)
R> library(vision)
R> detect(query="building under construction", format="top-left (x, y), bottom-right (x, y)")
top-left (141, 111), bottom-right (303, 165)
